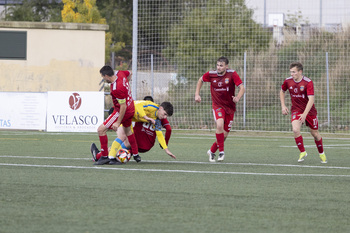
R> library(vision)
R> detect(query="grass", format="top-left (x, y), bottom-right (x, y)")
top-left (1, 130), bottom-right (350, 233)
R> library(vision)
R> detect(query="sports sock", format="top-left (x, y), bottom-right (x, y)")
top-left (315, 138), bottom-right (324, 154)
top-left (99, 135), bottom-right (108, 157)
top-left (210, 142), bottom-right (218, 153)
top-left (216, 133), bottom-right (225, 152)
top-left (96, 152), bottom-right (102, 160)
top-left (127, 133), bottom-right (139, 155)
top-left (294, 136), bottom-right (305, 152)
top-left (108, 138), bottom-right (123, 159)
top-left (121, 142), bottom-right (128, 149)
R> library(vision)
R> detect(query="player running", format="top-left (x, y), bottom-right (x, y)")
top-left (280, 62), bottom-right (327, 163)
top-left (195, 56), bottom-right (245, 162)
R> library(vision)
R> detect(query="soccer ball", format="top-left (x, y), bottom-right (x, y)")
top-left (116, 149), bottom-right (131, 163)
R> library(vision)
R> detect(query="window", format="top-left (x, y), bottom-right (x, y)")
top-left (0, 31), bottom-right (27, 60)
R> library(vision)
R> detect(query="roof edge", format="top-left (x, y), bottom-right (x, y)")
top-left (0, 21), bottom-right (109, 31)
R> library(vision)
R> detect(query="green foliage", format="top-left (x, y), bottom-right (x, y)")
top-left (284, 10), bottom-right (310, 27)
top-left (163, 0), bottom-right (271, 80)
top-left (97, 0), bottom-right (133, 63)
top-left (3, 0), bottom-right (62, 22)
top-left (61, 0), bottom-right (106, 24)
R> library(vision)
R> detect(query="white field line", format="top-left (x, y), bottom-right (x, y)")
top-left (1, 155), bottom-right (350, 170)
top-left (0, 163), bottom-right (350, 177)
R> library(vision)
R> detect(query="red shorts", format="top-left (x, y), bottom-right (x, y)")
top-left (103, 109), bottom-right (134, 129)
top-left (291, 112), bottom-right (319, 130)
top-left (212, 108), bottom-right (234, 132)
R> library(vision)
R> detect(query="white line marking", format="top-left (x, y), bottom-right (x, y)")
top-left (0, 163), bottom-right (349, 178)
top-left (1, 155), bottom-right (349, 170)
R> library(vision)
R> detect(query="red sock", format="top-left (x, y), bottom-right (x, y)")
top-left (96, 152), bottom-right (102, 160)
top-left (294, 136), bottom-right (305, 152)
top-left (210, 142), bottom-right (218, 153)
top-left (315, 138), bottom-right (324, 154)
top-left (216, 133), bottom-right (225, 152)
top-left (127, 134), bottom-right (139, 155)
top-left (99, 135), bottom-right (108, 157)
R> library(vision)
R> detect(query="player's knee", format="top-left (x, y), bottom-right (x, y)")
top-left (97, 124), bottom-right (107, 135)
top-left (311, 130), bottom-right (321, 140)
top-left (292, 127), bottom-right (300, 136)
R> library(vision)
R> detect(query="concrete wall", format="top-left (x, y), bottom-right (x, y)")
top-left (0, 21), bottom-right (108, 92)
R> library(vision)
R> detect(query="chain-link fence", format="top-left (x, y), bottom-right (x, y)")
top-left (132, 0), bottom-right (350, 133)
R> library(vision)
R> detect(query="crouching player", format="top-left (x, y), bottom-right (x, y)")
top-left (91, 99), bottom-right (175, 164)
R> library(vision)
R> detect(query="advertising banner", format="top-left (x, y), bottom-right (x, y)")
top-left (46, 91), bottom-right (104, 132)
top-left (0, 92), bottom-right (47, 130)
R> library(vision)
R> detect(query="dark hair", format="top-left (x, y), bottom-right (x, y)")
top-left (160, 102), bottom-right (173, 116)
top-left (289, 62), bottom-right (303, 71)
top-left (217, 56), bottom-right (229, 65)
top-left (143, 96), bottom-right (154, 102)
top-left (100, 65), bottom-right (114, 76)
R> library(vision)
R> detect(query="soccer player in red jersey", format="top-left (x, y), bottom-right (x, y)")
top-left (280, 62), bottom-right (327, 163)
top-left (131, 119), bottom-right (173, 156)
top-left (94, 65), bottom-right (140, 165)
top-left (195, 57), bottom-right (245, 162)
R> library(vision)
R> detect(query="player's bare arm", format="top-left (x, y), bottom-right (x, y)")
top-left (280, 89), bottom-right (289, 115)
top-left (232, 84), bottom-right (245, 103)
top-left (195, 77), bottom-right (203, 103)
top-left (144, 115), bottom-right (156, 125)
top-left (164, 148), bottom-right (176, 159)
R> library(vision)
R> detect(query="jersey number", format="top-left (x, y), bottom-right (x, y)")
top-left (142, 122), bottom-right (155, 131)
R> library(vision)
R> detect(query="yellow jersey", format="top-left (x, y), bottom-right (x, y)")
top-left (133, 100), bottom-right (159, 122)
top-left (132, 100), bottom-right (168, 149)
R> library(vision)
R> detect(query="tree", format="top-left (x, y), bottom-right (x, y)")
top-left (96, 0), bottom-right (133, 67)
top-left (163, 0), bottom-right (271, 80)
top-left (285, 10), bottom-right (310, 27)
top-left (61, 0), bottom-right (124, 62)
top-left (3, 0), bottom-right (62, 22)
top-left (61, 0), bottom-right (105, 24)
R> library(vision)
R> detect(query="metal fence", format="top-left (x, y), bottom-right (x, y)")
top-left (130, 0), bottom-right (350, 133)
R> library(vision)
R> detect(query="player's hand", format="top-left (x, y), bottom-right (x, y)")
top-left (112, 122), bottom-right (120, 131)
top-left (195, 94), bottom-right (201, 103)
top-left (281, 106), bottom-right (289, 115)
top-left (232, 96), bottom-right (240, 103)
top-left (165, 148), bottom-right (176, 159)
top-left (298, 113), bottom-right (307, 123)
top-left (144, 116), bottom-right (155, 125)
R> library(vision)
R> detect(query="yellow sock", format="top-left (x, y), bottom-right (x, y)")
top-left (108, 139), bottom-right (123, 159)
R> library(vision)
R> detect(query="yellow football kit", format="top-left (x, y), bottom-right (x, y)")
top-left (133, 100), bottom-right (159, 122)
top-left (108, 100), bottom-right (167, 159)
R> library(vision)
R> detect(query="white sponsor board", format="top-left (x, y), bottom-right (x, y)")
top-left (0, 92), bottom-right (47, 130)
top-left (46, 91), bottom-right (104, 132)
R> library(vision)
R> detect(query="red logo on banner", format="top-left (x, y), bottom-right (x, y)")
top-left (69, 93), bottom-right (82, 110)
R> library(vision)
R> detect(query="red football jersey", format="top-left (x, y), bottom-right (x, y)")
top-left (133, 119), bottom-right (171, 152)
top-left (110, 70), bottom-right (134, 112)
top-left (202, 70), bottom-right (243, 114)
top-left (281, 76), bottom-right (317, 115)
